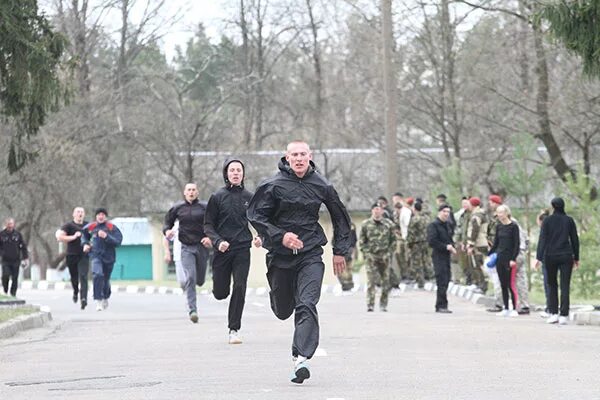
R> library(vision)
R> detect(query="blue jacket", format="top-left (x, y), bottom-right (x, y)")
top-left (81, 221), bottom-right (123, 263)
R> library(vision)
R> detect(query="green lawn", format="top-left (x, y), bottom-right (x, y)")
top-left (0, 306), bottom-right (38, 323)
top-left (528, 288), bottom-right (600, 307)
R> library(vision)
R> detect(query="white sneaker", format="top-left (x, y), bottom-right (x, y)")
top-left (558, 316), bottom-right (569, 325)
top-left (539, 311), bottom-right (550, 318)
top-left (496, 309), bottom-right (509, 317)
top-left (229, 330), bottom-right (242, 344)
top-left (102, 299), bottom-right (109, 310)
top-left (508, 310), bottom-right (519, 317)
top-left (96, 300), bottom-right (103, 311)
top-left (546, 314), bottom-right (559, 324)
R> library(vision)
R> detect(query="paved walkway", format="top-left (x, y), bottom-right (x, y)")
top-left (1, 288), bottom-right (599, 399)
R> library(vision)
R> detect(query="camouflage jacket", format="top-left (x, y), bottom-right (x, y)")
top-left (466, 206), bottom-right (488, 248)
top-left (407, 213), bottom-right (428, 245)
top-left (487, 213), bottom-right (498, 248)
top-left (360, 217), bottom-right (395, 256)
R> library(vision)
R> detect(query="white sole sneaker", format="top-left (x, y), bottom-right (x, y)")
top-left (558, 316), bottom-right (569, 325)
top-left (546, 314), bottom-right (559, 324)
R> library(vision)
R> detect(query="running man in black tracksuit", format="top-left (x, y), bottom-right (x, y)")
top-left (56, 207), bottom-right (90, 309)
top-left (164, 184), bottom-right (212, 323)
top-left (0, 218), bottom-right (29, 297)
top-left (247, 141), bottom-right (352, 384)
top-left (204, 159), bottom-right (262, 344)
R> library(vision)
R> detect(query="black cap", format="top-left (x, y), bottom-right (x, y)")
top-left (438, 204), bottom-right (450, 211)
top-left (371, 203), bottom-right (381, 210)
top-left (95, 207), bottom-right (108, 217)
top-left (437, 193), bottom-right (447, 200)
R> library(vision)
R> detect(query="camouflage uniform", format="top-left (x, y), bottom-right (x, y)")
top-left (336, 223), bottom-right (357, 291)
top-left (360, 217), bottom-right (396, 310)
top-left (486, 213), bottom-right (503, 308)
top-left (454, 208), bottom-right (471, 285)
top-left (392, 206), bottom-right (412, 283)
top-left (407, 212), bottom-right (432, 288)
top-left (466, 206), bottom-right (489, 292)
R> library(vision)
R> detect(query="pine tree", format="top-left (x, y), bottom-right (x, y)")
top-left (538, 0), bottom-right (600, 78)
top-left (0, 0), bottom-right (68, 172)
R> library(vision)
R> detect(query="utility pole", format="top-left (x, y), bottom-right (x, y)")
top-left (381, 0), bottom-right (398, 196)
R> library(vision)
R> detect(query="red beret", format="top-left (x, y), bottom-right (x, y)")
top-left (469, 197), bottom-right (481, 207)
top-left (489, 194), bottom-right (503, 205)
top-left (406, 197), bottom-right (414, 205)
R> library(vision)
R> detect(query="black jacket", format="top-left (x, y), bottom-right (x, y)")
top-left (536, 211), bottom-right (579, 262)
top-left (204, 159), bottom-right (254, 251)
top-left (247, 157), bottom-right (352, 257)
top-left (427, 218), bottom-right (453, 257)
top-left (0, 229), bottom-right (28, 262)
top-left (489, 222), bottom-right (520, 261)
top-left (163, 199), bottom-right (208, 245)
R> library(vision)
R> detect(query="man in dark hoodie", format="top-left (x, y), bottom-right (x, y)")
top-left (0, 218), bottom-right (29, 297)
top-left (535, 197), bottom-right (579, 325)
top-left (247, 141), bottom-right (352, 384)
top-left (164, 183), bottom-right (212, 323)
top-left (204, 159), bottom-right (262, 344)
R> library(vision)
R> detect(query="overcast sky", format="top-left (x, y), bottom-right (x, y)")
top-left (40, 0), bottom-right (230, 61)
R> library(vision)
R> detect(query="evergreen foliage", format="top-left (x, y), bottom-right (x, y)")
top-left (0, 0), bottom-right (68, 172)
top-left (537, 0), bottom-right (600, 78)
top-left (560, 165), bottom-right (600, 298)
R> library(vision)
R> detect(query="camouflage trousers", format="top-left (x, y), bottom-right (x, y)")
top-left (366, 255), bottom-right (391, 308)
top-left (390, 239), bottom-right (411, 286)
top-left (409, 243), bottom-right (433, 288)
top-left (457, 245), bottom-right (471, 285)
top-left (468, 247), bottom-right (489, 293)
top-left (337, 259), bottom-right (354, 291)
top-left (515, 253), bottom-right (529, 309)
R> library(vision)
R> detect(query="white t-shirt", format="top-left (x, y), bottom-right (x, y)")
top-left (171, 221), bottom-right (182, 262)
top-left (400, 207), bottom-right (412, 239)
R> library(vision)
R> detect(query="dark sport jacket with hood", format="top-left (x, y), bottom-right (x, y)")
top-left (536, 197), bottom-right (580, 262)
top-left (247, 157), bottom-right (353, 257)
top-left (204, 159), bottom-right (254, 251)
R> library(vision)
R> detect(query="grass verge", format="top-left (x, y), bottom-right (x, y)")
top-left (0, 306), bottom-right (38, 323)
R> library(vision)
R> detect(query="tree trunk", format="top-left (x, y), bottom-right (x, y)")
top-left (381, 0), bottom-right (398, 196)
top-left (240, 0), bottom-right (253, 148)
top-left (532, 22), bottom-right (575, 183)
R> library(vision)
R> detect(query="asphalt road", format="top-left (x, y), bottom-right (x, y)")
top-left (1, 287), bottom-right (599, 400)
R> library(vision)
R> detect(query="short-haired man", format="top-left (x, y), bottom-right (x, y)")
top-left (82, 208), bottom-right (123, 311)
top-left (407, 202), bottom-right (432, 288)
top-left (360, 203), bottom-right (396, 312)
top-left (465, 197), bottom-right (489, 294)
top-left (247, 141), bottom-right (352, 384)
top-left (0, 218), bottom-right (29, 297)
top-left (56, 207), bottom-right (90, 309)
top-left (164, 183), bottom-right (212, 323)
top-left (427, 205), bottom-right (457, 313)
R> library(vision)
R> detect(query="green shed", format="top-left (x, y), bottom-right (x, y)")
top-left (112, 218), bottom-right (153, 280)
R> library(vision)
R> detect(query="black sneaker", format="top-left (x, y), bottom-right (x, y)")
top-left (81, 299), bottom-right (87, 310)
top-left (486, 305), bottom-right (503, 312)
top-left (291, 361), bottom-right (310, 384)
top-left (367, 306), bottom-right (374, 312)
top-left (436, 308), bottom-right (453, 314)
top-left (517, 307), bottom-right (530, 315)
top-left (72, 293), bottom-right (78, 303)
